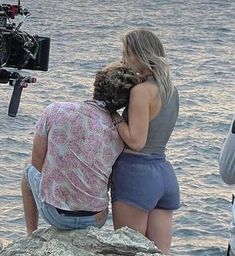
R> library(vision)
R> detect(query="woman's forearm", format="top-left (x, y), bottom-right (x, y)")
top-left (112, 113), bottom-right (146, 151)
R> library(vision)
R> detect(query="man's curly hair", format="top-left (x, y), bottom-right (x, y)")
top-left (93, 65), bottom-right (142, 114)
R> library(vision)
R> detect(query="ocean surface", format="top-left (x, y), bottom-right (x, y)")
top-left (0, 0), bottom-right (234, 255)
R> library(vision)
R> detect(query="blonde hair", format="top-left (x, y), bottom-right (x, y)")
top-left (122, 29), bottom-right (173, 105)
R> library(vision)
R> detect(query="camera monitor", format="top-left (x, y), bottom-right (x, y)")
top-left (1, 35), bottom-right (50, 71)
top-left (0, 2), bottom-right (50, 71)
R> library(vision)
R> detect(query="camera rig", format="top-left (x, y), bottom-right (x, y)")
top-left (0, 1), bottom-right (50, 117)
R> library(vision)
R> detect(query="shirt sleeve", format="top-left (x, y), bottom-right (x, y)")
top-left (219, 116), bottom-right (235, 185)
top-left (35, 103), bottom-right (54, 137)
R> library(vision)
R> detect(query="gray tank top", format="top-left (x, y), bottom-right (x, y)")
top-left (122, 86), bottom-right (179, 155)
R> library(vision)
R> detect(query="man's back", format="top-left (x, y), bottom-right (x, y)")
top-left (35, 101), bottom-right (124, 211)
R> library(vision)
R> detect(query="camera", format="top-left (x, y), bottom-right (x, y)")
top-left (0, 1), bottom-right (50, 71)
top-left (0, 1), bottom-right (50, 117)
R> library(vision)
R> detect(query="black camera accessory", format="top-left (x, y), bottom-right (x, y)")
top-left (8, 74), bottom-right (36, 117)
top-left (0, 1), bottom-right (50, 116)
top-left (0, 1), bottom-right (50, 71)
top-left (8, 79), bottom-right (23, 117)
top-left (0, 69), bottom-right (36, 117)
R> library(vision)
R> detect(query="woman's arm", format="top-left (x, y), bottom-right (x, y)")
top-left (113, 83), bottom-right (151, 151)
top-left (31, 133), bottom-right (48, 172)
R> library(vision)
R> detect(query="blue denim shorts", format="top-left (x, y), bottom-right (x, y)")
top-left (111, 152), bottom-right (180, 212)
top-left (24, 165), bottom-right (107, 230)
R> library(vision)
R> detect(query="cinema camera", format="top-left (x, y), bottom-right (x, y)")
top-left (0, 1), bottom-right (50, 117)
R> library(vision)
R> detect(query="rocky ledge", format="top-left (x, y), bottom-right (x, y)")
top-left (0, 226), bottom-right (163, 255)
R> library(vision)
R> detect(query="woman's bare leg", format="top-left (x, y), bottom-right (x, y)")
top-left (146, 208), bottom-right (173, 255)
top-left (112, 201), bottom-right (148, 235)
top-left (21, 173), bottom-right (39, 235)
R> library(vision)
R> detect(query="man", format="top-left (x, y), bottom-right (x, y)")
top-left (21, 65), bottom-right (141, 235)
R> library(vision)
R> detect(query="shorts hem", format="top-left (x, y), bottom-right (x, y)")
top-left (112, 198), bottom-right (181, 212)
top-left (155, 205), bottom-right (181, 211)
top-left (112, 199), bottom-right (150, 213)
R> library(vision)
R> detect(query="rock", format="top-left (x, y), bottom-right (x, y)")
top-left (0, 226), bottom-right (163, 255)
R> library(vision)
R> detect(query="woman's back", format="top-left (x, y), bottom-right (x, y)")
top-left (123, 86), bottom-right (179, 155)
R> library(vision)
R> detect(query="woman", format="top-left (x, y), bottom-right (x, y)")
top-left (111, 29), bottom-right (180, 255)
top-left (21, 65), bottom-right (141, 235)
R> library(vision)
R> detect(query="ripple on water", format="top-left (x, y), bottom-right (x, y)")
top-left (0, 0), bottom-right (235, 255)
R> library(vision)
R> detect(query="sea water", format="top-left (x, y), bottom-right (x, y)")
top-left (0, 1), bottom-right (234, 255)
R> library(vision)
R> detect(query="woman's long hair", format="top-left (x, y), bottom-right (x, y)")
top-left (122, 29), bottom-right (173, 106)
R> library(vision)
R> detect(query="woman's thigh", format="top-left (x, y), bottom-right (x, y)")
top-left (112, 201), bottom-right (148, 235)
top-left (146, 208), bottom-right (173, 254)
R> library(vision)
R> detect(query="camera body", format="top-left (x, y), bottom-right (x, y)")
top-left (0, 2), bottom-right (50, 71)
top-left (0, 1), bottom-right (50, 117)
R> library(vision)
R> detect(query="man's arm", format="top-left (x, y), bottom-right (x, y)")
top-left (31, 133), bottom-right (47, 172)
top-left (219, 117), bottom-right (235, 185)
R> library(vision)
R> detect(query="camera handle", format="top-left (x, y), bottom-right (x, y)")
top-left (8, 75), bottom-right (36, 117)
top-left (0, 69), bottom-right (36, 117)
top-left (8, 78), bottom-right (24, 117)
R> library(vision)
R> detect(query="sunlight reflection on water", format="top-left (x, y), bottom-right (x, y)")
top-left (0, 0), bottom-right (235, 255)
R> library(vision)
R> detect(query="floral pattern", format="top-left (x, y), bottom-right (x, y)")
top-left (36, 102), bottom-right (124, 211)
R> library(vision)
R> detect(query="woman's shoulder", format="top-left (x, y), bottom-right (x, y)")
top-left (131, 79), bottom-right (159, 98)
top-left (132, 78), bottom-right (158, 89)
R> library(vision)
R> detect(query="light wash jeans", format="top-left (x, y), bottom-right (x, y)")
top-left (24, 165), bottom-right (107, 230)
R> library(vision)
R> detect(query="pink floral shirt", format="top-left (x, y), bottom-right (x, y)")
top-left (35, 101), bottom-right (124, 211)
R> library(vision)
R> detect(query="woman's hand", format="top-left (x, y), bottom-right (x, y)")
top-left (112, 112), bottom-right (124, 126)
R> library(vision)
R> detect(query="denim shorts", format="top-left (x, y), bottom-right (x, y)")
top-left (24, 165), bottom-right (107, 230)
top-left (111, 152), bottom-right (180, 212)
